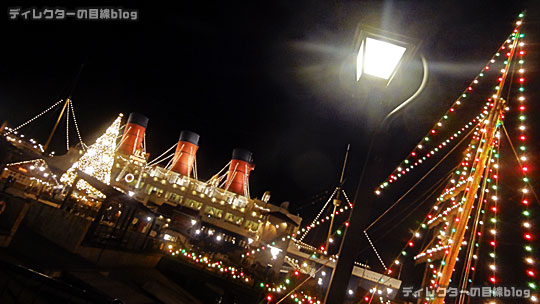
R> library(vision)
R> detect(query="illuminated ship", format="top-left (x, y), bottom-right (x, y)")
top-left (110, 113), bottom-right (302, 253)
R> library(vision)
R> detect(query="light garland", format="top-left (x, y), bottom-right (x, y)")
top-left (167, 245), bottom-right (253, 285)
top-left (3, 99), bottom-right (63, 136)
top-left (376, 34), bottom-right (520, 193)
top-left (69, 100), bottom-right (87, 150)
top-left (245, 189), bottom-right (353, 259)
top-left (66, 100), bottom-right (70, 151)
top-left (487, 135), bottom-right (500, 288)
top-left (5, 158), bottom-right (60, 186)
top-left (512, 28), bottom-right (538, 302)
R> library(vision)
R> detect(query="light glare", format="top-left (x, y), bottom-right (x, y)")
top-left (357, 37), bottom-right (406, 81)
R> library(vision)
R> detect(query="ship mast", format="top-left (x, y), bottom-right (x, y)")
top-left (429, 29), bottom-right (520, 304)
top-left (43, 63), bottom-right (85, 153)
top-left (325, 144), bottom-right (350, 251)
top-left (43, 98), bottom-right (70, 151)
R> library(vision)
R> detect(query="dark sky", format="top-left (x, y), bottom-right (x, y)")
top-left (2, 0), bottom-right (540, 281)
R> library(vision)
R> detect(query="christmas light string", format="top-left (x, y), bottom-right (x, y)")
top-left (3, 99), bottom-right (63, 136)
top-left (298, 188), bottom-right (338, 241)
top-left (69, 99), bottom-right (87, 150)
top-left (383, 16), bottom-right (528, 303)
top-left (487, 132), bottom-right (500, 290)
top-left (66, 99), bottom-right (70, 151)
top-left (506, 27), bottom-right (539, 301)
top-left (262, 13), bottom-right (530, 304)
top-left (376, 22), bottom-right (525, 193)
top-left (244, 188), bottom-right (353, 259)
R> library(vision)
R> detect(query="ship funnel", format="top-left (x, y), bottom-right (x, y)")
top-left (171, 130), bottom-right (200, 176)
top-left (225, 148), bottom-right (254, 196)
top-left (118, 113), bottom-right (149, 155)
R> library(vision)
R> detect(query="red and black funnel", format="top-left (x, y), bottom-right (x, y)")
top-left (118, 113), bottom-right (149, 155)
top-left (225, 148), bottom-right (254, 195)
top-left (171, 130), bottom-right (200, 176)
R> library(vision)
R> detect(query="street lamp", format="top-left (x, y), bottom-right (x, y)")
top-left (324, 26), bottom-right (428, 304)
top-left (356, 37), bottom-right (406, 83)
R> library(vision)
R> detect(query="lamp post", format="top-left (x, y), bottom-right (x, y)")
top-left (324, 26), bottom-right (428, 304)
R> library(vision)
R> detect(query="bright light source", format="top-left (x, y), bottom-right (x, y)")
top-left (357, 37), bottom-right (406, 81)
top-left (191, 219), bottom-right (197, 225)
top-left (269, 246), bottom-right (282, 260)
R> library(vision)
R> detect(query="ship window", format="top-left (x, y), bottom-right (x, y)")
top-left (145, 184), bottom-right (154, 195)
top-left (183, 198), bottom-right (203, 210)
top-left (224, 213), bottom-right (244, 226)
top-left (153, 188), bottom-right (164, 197)
top-left (244, 220), bottom-right (259, 231)
top-left (232, 196), bottom-right (249, 208)
top-left (167, 192), bottom-right (182, 202)
top-left (204, 206), bottom-right (223, 218)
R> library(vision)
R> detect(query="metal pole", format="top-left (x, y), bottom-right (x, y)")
top-left (43, 98), bottom-right (70, 152)
top-left (325, 144), bottom-right (350, 251)
top-left (324, 56), bottom-right (428, 304)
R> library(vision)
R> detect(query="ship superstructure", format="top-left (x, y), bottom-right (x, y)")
top-left (110, 113), bottom-right (301, 252)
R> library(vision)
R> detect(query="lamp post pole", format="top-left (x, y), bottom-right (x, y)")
top-left (324, 55), bottom-right (428, 304)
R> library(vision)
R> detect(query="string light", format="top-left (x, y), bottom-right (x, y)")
top-left (512, 29), bottom-right (538, 302)
top-left (377, 32), bottom-right (520, 193)
top-left (70, 100), bottom-right (87, 150)
top-left (4, 99), bottom-right (64, 135)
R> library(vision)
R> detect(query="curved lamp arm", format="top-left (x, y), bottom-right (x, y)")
top-left (383, 54), bottom-right (429, 125)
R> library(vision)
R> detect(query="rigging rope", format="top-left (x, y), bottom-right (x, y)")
top-left (65, 100), bottom-right (70, 151)
top-left (355, 172), bottom-right (451, 258)
top-left (69, 100), bottom-right (86, 150)
top-left (4, 99), bottom-right (63, 135)
top-left (298, 187), bottom-right (338, 242)
top-left (365, 122), bottom-right (479, 232)
top-left (501, 122), bottom-right (540, 207)
top-left (369, 173), bottom-right (453, 243)
top-left (364, 231), bottom-right (387, 270)
top-left (147, 143), bottom-right (177, 165)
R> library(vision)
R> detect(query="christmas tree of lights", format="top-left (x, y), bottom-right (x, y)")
top-left (60, 114), bottom-right (122, 199)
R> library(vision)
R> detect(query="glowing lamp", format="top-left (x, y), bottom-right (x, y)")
top-left (356, 37), bottom-right (406, 82)
top-left (354, 27), bottom-right (417, 86)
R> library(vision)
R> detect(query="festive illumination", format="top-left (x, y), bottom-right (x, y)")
top-left (60, 114), bottom-right (122, 199)
top-left (356, 37), bottom-right (406, 81)
top-left (385, 14), bottom-right (538, 304)
top-left (376, 30), bottom-right (520, 193)
top-left (511, 30), bottom-right (538, 303)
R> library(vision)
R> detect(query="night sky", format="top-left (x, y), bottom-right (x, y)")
top-left (2, 0), bottom-right (540, 283)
